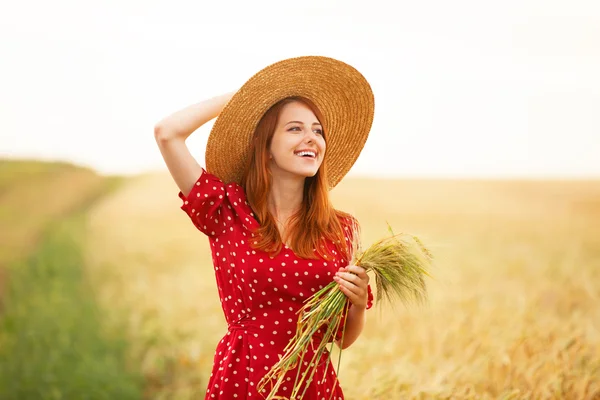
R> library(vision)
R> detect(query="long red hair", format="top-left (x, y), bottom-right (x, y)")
top-left (241, 96), bottom-right (353, 261)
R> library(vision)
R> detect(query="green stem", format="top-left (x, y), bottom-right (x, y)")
top-left (329, 299), bottom-right (350, 400)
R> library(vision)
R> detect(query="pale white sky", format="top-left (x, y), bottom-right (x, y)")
top-left (1, 0), bottom-right (599, 178)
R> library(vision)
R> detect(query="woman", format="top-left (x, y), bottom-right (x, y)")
top-left (154, 56), bottom-right (375, 399)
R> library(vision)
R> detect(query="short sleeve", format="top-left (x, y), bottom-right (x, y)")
top-left (178, 169), bottom-right (234, 237)
top-left (365, 284), bottom-right (374, 310)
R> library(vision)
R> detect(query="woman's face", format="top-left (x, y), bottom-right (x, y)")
top-left (268, 101), bottom-right (326, 181)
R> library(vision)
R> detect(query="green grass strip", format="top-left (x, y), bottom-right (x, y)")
top-left (0, 209), bottom-right (143, 399)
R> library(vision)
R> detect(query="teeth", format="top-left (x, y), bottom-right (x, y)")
top-left (295, 151), bottom-right (316, 158)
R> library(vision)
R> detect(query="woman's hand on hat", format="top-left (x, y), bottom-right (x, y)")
top-left (333, 265), bottom-right (370, 310)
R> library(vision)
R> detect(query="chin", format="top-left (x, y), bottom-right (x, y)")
top-left (298, 168), bottom-right (320, 178)
top-left (279, 163), bottom-right (322, 179)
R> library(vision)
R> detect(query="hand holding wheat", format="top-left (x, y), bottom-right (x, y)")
top-left (334, 265), bottom-right (370, 310)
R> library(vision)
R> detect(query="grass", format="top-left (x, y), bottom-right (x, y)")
top-left (0, 159), bottom-right (142, 399)
top-left (0, 216), bottom-right (142, 399)
top-left (83, 172), bottom-right (600, 399)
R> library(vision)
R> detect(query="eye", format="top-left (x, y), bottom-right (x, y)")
top-left (288, 126), bottom-right (301, 132)
top-left (314, 128), bottom-right (323, 135)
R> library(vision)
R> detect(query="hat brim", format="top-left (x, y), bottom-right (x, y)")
top-left (205, 56), bottom-right (375, 189)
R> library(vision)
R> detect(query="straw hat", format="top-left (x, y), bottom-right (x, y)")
top-left (205, 55), bottom-right (375, 189)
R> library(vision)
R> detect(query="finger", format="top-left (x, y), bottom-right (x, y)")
top-left (338, 285), bottom-right (366, 308)
top-left (345, 265), bottom-right (368, 279)
top-left (334, 274), bottom-right (357, 290)
top-left (336, 272), bottom-right (362, 286)
top-left (335, 276), bottom-right (362, 296)
top-left (338, 270), bottom-right (369, 287)
top-left (338, 284), bottom-right (360, 301)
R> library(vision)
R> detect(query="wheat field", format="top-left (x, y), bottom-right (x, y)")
top-left (83, 173), bottom-right (600, 399)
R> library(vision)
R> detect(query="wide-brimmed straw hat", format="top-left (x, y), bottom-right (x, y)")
top-left (205, 55), bottom-right (375, 189)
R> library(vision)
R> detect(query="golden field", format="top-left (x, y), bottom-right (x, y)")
top-left (83, 173), bottom-right (600, 399)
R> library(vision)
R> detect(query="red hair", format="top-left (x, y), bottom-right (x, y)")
top-left (241, 96), bottom-right (353, 261)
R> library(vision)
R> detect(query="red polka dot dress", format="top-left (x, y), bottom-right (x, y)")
top-left (178, 169), bottom-right (373, 400)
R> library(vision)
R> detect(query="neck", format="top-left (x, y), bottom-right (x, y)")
top-left (268, 175), bottom-right (305, 223)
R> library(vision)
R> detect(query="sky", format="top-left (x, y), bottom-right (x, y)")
top-left (1, 0), bottom-right (599, 178)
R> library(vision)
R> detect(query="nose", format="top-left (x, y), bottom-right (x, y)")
top-left (304, 128), bottom-right (319, 143)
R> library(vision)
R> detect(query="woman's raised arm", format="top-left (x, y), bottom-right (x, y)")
top-left (153, 92), bottom-right (235, 196)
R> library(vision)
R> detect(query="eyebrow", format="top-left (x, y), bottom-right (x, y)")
top-left (285, 121), bottom-right (322, 126)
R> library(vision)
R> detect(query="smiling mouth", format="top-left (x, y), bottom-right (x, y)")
top-left (294, 150), bottom-right (317, 158)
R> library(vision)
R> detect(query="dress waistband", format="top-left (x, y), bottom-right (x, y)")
top-left (227, 315), bottom-right (328, 346)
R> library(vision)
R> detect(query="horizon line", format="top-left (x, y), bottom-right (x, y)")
top-left (2, 156), bottom-right (600, 181)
